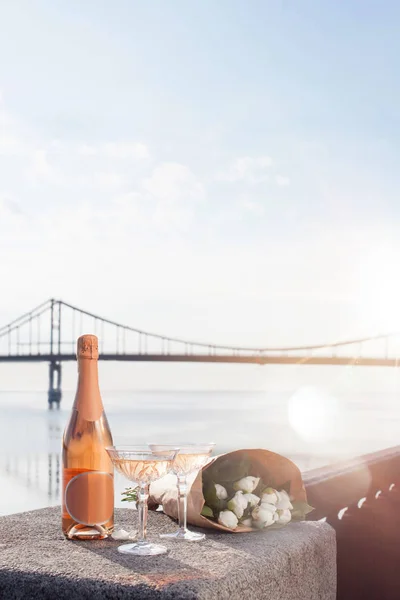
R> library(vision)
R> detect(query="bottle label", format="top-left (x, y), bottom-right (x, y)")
top-left (65, 471), bottom-right (114, 526)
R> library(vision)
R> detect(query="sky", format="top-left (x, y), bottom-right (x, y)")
top-left (1, 0), bottom-right (400, 392)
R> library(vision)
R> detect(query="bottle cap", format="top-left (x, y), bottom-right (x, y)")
top-left (77, 334), bottom-right (99, 359)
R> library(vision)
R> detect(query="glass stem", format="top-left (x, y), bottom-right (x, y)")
top-left (177, 475), bottom-right (188, 532)
top-left (137, 482), bottom-right (149, 544)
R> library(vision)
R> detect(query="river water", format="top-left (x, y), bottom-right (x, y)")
top-left (0, 389), bottom-right (399, 516)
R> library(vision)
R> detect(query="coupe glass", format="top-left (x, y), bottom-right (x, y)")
top-left (149, 443), bottom-right (215, 542)
top-left (106, 445), bottom-right (178, 556)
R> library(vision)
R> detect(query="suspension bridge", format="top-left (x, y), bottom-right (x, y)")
top-left (1, 299), bottom-right (400, 408)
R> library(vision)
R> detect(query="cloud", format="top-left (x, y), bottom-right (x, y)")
top-left (0, 193), bottom-right (22, 215)
top-left (0, 194), bottom-right (12, 216)
top-left (0, 96), bottom-right (150, 194)
top-left (217, 157), bottom-right (290, 189)
top-left (239, 198), bottom-right (265, 215)
top-left (26, 149), bottom-right (62, 184)
top-left (78, 142), bottom-right (150, 159)
top-left (0, 96), bottom-right (202, 235)
top-left (110, 162), bottom-right (206, 230)
top-left (88, 171), bottom-right (125, 187)
top-left (22, 141), bottom-right (149, 187)
top-left (142, 162), bottom-right (204, 203)
top-left (112, 191), bottom-right (144, 223)
top-left (217, 156), bottom-right (273, 184)
top-left (276, 174), bottom-right (290, 186)
top-left (138, 162), bottom-right (204, 229)
top-left (0, 99), bottom-right (28, 156)
top-left (0, 133), bottom-right (25, 156)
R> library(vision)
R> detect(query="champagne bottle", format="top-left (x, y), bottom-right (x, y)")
top-left (62, 334), bottom-right (114, 540)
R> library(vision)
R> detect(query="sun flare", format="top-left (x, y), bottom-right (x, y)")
top-left (288, 386), bottom-right (339, 443)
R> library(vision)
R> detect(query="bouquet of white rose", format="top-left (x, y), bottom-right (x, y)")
top-left (203, 477), bottom-right (307, 531)
top-left (149, 448), bottom-right (313, 533)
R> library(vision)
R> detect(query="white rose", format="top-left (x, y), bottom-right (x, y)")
top-left (243, 493), bottom-right (260, 508)
top-left (233, 476), bottom-right (260, 494)
top-left (214, 484), bottom-right (228, 500)
top-left (227, 490), bottom-right (249, 519)
top-left (276, 490), bottom-right (293, 510)
top-left (111, 528), bottom-right (137, 541)
top-left (261, 487), bottom-right (279, 505)
top-left (111, 528), bottom-right (130, 541)
top-left (218, 510), bottom-right (239, 529)
top-left (240, 517), bottom-right (253, 527)
top-left (252, 502), bottom-right (276, 528)
top-left (276, 509), bottom-right (291, 525)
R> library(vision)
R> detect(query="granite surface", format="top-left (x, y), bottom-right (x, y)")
top-left (0, 507), bottom-right (336, 599)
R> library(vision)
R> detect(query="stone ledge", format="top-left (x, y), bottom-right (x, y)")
top-left (0, 507), bottom-right (336, 600)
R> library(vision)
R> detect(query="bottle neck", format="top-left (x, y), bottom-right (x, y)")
top-left (73, 358), bottom-right (104, 421)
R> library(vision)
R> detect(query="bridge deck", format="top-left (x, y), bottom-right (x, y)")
top-left (0, 353), bottom-right (398, 366)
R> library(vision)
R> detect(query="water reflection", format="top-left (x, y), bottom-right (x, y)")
top-left (47, 416), bottom-right (61, 500)
top-left (0, 413), bottom-right (63, 507)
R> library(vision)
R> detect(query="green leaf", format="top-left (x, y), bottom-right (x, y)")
top-left (203, 481), bottom-right (218, 505)
top-left (242, 504), bottom-right (254, 519)
top-left (203, 481), bottom-right (227, 511)
top-left (291, 501), bottom-right (315, 520)
top-left (256, 480), bottom-right (291, 497)
top-left (279, 480), bottom-right (291, 494)
top-left (201, 505), bottom-right (214, 518)
top-left (253, 478), bottom-right (267, 497)
top-left (212, 456), bottom-right (251, 483)
top-left (121, 486), bottom-right (139, 503)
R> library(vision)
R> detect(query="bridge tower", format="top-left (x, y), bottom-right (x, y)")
top-left (48, 299), bottom-right (62, 410)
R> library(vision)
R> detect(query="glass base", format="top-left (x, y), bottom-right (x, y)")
top-left (117, 542), bottom-right (168, 556)
top-left (66, 525), bottom-right (109, 540)
top-left (160, 529), bottom-right (205, 542)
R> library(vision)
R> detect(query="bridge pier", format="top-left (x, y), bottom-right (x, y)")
top-left (48, 361), bottom-right (62, 410)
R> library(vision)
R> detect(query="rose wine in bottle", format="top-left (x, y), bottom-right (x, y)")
top-left (62, 334), bottom-right (114, 540)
